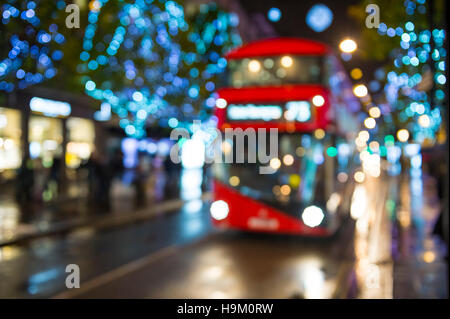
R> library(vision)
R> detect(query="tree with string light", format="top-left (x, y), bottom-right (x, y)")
top-left (173, 1), bottom-right (241, 126)
top-left (77, 0), bottom-right (241, 138)
top-left (1, 1), bottom-right (242, 138)
top-left (351, 0), bottom-right (448, 243)
top-left (349, 0), bottom-right (446, 146)
top-left (0, 0), bottom-right (68, 93)
top-left (76, 0), bottom-right (189, 138)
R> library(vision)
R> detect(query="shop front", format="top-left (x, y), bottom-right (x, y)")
top-left (26, 95), bottom-right (97, 170)
top-left (0, 107), bottom-right (22, 181)
top-left (0, 87), bottom-right (106, 199)
top-left (28, 114), bottom-right (64, 167)
top-left (66, 117), bottom-right (95, 169)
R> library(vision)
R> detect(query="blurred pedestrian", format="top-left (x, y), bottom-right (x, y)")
top-left (429, 150), bottom-right (447, 243)
top-left (133, 154), bottom-right (147, 207)
top-left (85, 152), bottom-right (112, 212)
top-left (46, 156), bottom-right (62, 195)
top-left (110, 149), bottom-right (125, 181)
top-left (163, 154), bottom-right (180, 198)
top-left (15, 156), bottom-right (35, 205)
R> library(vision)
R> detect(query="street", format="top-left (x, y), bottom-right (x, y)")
top-left (1, 200), bottom-right (354, 299)
top-left (2, 170), bottom-right (444, 299)
top-left (59, 227), bottom-right (353, 299)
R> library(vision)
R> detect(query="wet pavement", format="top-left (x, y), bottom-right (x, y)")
top-left (0, 168), bottom-right (447, 299)
top-left (0, 169), bottom-right (185, 246)
top-left (0, 198), bottom-right (213, 298)
top-left (57, 227), bottom-right (355, 299)
top-left (392, 170), bottom-right (448, 298)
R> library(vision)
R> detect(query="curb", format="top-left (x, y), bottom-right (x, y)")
top-left (0, 193), bottom-right (212, 247)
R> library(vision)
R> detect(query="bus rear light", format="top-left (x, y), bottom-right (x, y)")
top-left (210, 200), bottom-right (229, 221)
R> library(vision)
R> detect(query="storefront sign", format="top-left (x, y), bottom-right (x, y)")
top-left (227, 104), bottom-right (283, 121)
top-left (30, 97), bottom-right (72, 117)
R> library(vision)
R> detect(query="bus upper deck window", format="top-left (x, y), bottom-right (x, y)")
top-left (228, 56), bottom-right (322, 88)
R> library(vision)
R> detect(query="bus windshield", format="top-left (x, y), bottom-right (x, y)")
top-left (228, 56), bottom-right (322, 88)
top-left (212, 133), bottom-right (331, 215)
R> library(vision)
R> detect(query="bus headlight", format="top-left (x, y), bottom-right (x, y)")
top-left (302, 206), bottom-right (324, 228)
top-left (210, 200), bottom-right (229, 221)
top-left (312, 95), bottom-right (325, 107)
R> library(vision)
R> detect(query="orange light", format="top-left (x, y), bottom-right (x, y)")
top-left (350, 68), bottom-right (363, 80)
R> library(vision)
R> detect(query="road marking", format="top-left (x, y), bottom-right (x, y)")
top-left (52, 231), bottom-right (221, 299)
top-left (53, 245), bottom-right (180, 299)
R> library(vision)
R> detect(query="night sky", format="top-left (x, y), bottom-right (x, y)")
top-left (237, 0), bottom-right (380, 82)
top-left (238, 0), bottom-right (362, 44)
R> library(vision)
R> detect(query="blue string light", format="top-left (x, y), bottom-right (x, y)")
top-left (78, 0), bottom-right (241, 138)
top-left (0, 0), bottom-right (65, 92)
top-left (381, 0), bottom-right (446, 143)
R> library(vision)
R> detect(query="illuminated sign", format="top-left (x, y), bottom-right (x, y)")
top-left (30, 97), bottom-right (71, 117)
top-left (284, 101), bottom-right (311, 122)
top-left (227, 104), bottom-right (283, 121)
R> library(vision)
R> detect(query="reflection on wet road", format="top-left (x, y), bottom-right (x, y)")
top-left (57, 226), bottom-right (355, 299)
top-left (352, 175), bottom-right (393, 298)
top-left (1, 195), bottom-right (355, 299)
top-left (1, 170), bottom-right (446, 299)
top-left (0, 199), bottom-right (213, 298)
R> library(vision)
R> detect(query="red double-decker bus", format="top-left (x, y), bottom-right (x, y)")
top-left (210, 38), bottom-right (361, 237)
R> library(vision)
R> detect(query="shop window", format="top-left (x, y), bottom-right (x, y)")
top-left (66, 117), bottom-right (95, 168)
top-left (0, 107), bottom-right (22, 173)
top-left (29, 115), bottom-right (63, 168)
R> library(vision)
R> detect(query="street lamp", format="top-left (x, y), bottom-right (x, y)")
top-left (339, 39), bottom-right (357, 53)
top-left (364, 117), bottom-right (376, 129)
top-left (418, 114), bottom-right (431, 128)
top-left (369, 106), bottom-right (381, 118)
top-left (397, 129), bottom-right (410, 142)
top-left (353, 84), bottom-right (368, 98)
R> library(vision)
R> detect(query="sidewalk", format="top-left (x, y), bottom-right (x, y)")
top-left (392, 170), bottom-right (448, 298)
top-left (351, 173), bottom-right (395, 298)
top-left (347, 168), bottom-right (447, 299)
